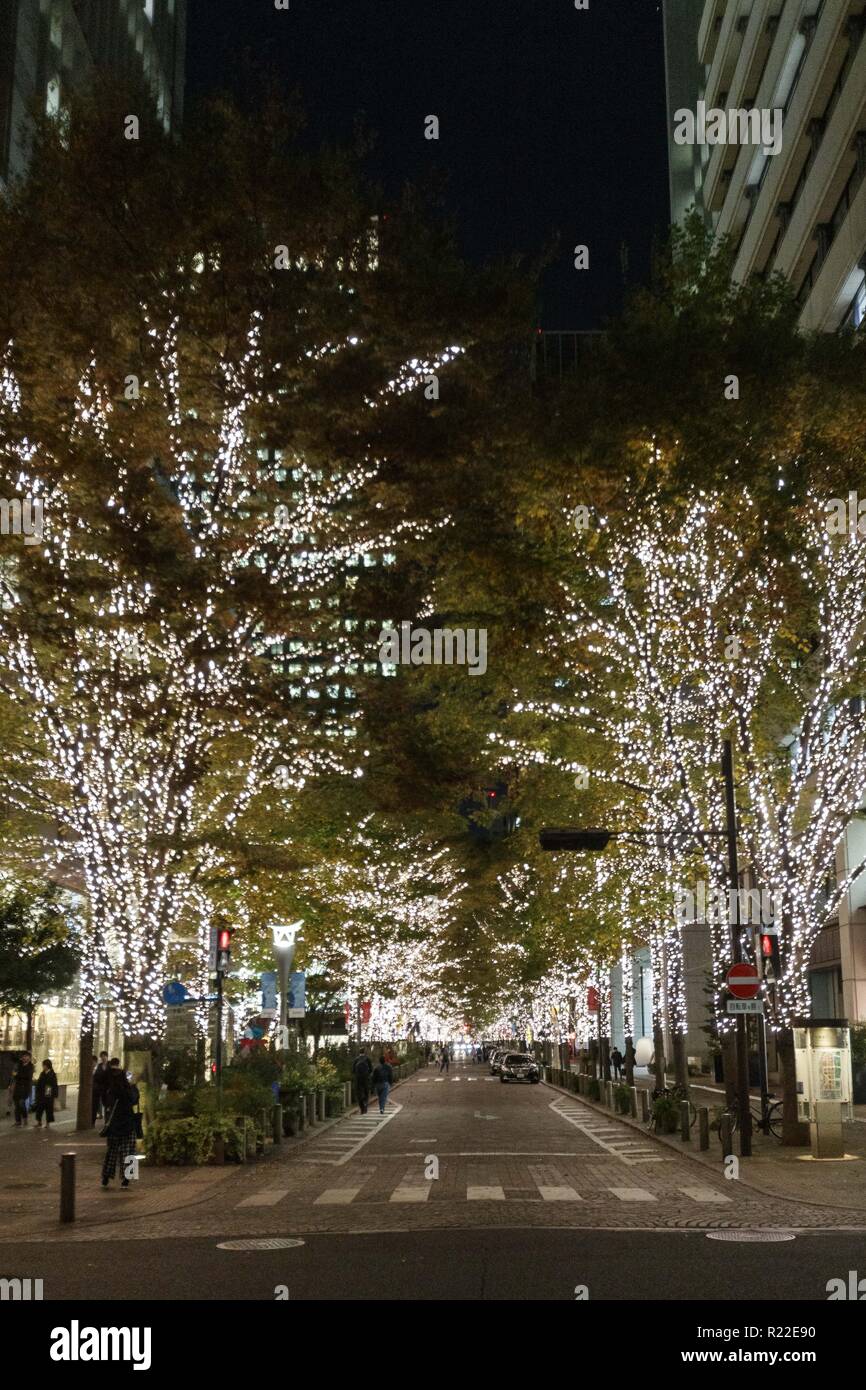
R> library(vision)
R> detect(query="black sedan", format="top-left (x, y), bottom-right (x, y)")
top-left (499, 1053), bottom-right (540, 1084)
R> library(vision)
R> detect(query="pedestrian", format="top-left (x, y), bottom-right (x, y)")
top-left (100, 1068), bottom-right (140, 1189)
top-left (11, 1051), bottom-right (34, 1126)
top-left (611, 1047), bottom-right (623, 1081)
top-left (624, 1040), bottom-right (637, 1076)
top-left (91, 1050), bottom-right (110, 1126)
top-left (371, 1054), bottom-right (393, 1114)
top-left (439, 1045), bottom-right (450, 1073)
top-left (352, 1047), bottom-right (373, 1115)
top-left (33, 1059), bottom-right (59, 1128)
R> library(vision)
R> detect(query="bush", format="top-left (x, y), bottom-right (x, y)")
top-left (587, 1078), bottom-right (601, 1101)
top-left (652, 1097), bottom-right (680, 1134)
top-left (314, 1056), bottom-right (344, 1097)
top-left (613, 1083), bottom-right (632, 1115)
top-left (145, 1114), bottom-right (255, 1165)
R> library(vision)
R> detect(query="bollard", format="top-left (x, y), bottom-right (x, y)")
top-left (638, 1089), bottom-right (650, 1123)
top-left (59, 1153), bottom-right (75, 1224)
top-left (680, 1100), bottom-right (691, 1141)
top-left (213, 1131), bottom-right (225, 1166)
top-left (629, 1086), bottom-right (638, 1118)
top-left (306, 1092), bottom-right (316, 1126)
top-left (317, 1090), bottom-right (326, 1122)
top-left (272, 1104), bottom-right (282, 1145)
top-left (698, 1106), bottom-right (709, 1151)
top-left (720, 1112), bottom-right (733, 1158)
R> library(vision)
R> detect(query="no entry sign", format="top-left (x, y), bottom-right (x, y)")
top-left (726, 962), bottom-right (760, 999)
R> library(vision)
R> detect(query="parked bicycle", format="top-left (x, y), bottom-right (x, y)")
top-left (716, 1094), bottom-right (783, 1144)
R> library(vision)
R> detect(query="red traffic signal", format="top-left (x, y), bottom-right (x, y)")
top-left (759, 928), bottom-right (782, 981)
top-left (217, 928), bottom-right (232, 951)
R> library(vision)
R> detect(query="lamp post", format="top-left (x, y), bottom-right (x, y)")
top-left (272, 921), bottom-right (303, 1051)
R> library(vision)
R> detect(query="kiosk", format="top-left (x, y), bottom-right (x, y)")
top-left (792, 1018), bottom-right (853, 1158)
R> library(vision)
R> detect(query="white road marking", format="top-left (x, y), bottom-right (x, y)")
top-left (467, 1185), bottom-right (505, 1201)
top-left (609, 1187), bottom-right (657, 1202)
top-left (237, 1189), bottom-right (290, 1207)
top-left (538, 1185), bottom-right (582, 1201)
top-left (301, 1103), bottom-right (402, 1165)
top-left (314, 1187), bottom-right (363, 1205)
top-left (389, 1187), bottom-right (430, 1203)
top-left (549, 1099), bottom-right (673, 1166)
top-left (681, 1187), bottom-right (732, 1204)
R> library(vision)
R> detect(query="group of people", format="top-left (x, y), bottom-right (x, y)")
top-left (351, 1048), bottom-right (395, 1114)
top-left (6, 1052), bottom-right (59, 1127)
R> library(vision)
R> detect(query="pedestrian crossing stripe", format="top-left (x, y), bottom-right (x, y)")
top-left (548, 1099), bottom-right (674, 1165)
top-left (300, 1103), bottom-right (402, 1165)
top-left (234, 1180), bottom-right (733, 1209)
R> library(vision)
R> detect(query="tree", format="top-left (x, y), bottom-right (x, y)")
top-left (0, 882), bottom-right (79, 1049)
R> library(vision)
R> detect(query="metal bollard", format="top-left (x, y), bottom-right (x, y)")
top-left (317, 1090), bottom-right (326, 1122)
top-left (720, 1112), bottom-right (733, 1158)
top-left (59, 1153), bottom-right (75, 1223)
top-left (698, 1106), bottom-right (709, 1151)
top-left (213, 1131), bottom-right (225, 1165)
top-left (638, 1089), bottom-right (650, 1123)
top-left (272, 1104), bottom-right (283, 1145)
top-left (680, 1100), bottom-right (691, 1141)
top-left (629, 1086), bottom-right (638, 1118)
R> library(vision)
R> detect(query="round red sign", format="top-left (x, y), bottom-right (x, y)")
top-left (726, 962), bottom-right (760, 999)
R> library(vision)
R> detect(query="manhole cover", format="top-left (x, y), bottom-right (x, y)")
top-left (217, 1238), bottom-right (305, 1251)
top-left (706, 1231), bottom-right (796, 1242)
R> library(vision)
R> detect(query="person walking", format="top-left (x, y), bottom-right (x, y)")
top-left (439, 1045), bottom-right (450, 1074)
top-left (352, 1048), bottom-right (373, 1115)
top-left (91, 1051), bottom-right (110, 1126)
top-left (11, 1052), bottom-right (34, 1126)
top-left (611, 1047), bottom-right (624, 1081)
top-left (33, 1059), bottom-right (59, 1128)
top-left (371, 1054), bottom-right (393, 1114)
top-left (100, 1069), bottom-right (140, 1189)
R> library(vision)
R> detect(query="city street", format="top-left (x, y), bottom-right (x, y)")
top-left (2, 1062), bottom-right (864, 1301)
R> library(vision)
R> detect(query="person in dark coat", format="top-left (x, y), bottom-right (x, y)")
top-left (371, 1055), bottom-right (393, 1114)
top-left (100, 1070), bottom-right (140, 1188)
top-left (352, 1048), bottom-right (373, 1115)
top-left (11, 1052), bottom-right (34, 1126)
top-left (91, 1051), bottom-right (110, 1126)
top-left (611, 1047), bottom-right (624, 1081)
top-left (33, 1059), bottom-right (59, 1127)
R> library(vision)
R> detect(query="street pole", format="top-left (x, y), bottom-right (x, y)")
top-left (722, 738), bottom-right (752, 1157)
top-left (215, 967), bottom-right (223, 1112)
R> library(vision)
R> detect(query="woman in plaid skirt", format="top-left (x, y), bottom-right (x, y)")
top-left (101, 1068), bottom-right (140, 1189)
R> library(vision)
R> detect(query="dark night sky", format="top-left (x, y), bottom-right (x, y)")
top-left (186, 1), bottom-right (670, 329)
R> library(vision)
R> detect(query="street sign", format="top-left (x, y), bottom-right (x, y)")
top-left (727, 998), bottom-right (764, 1015)
top-left (726, 962), bottom-right (760, 999)
top-left (163, 981), bottom-right (189, 1006)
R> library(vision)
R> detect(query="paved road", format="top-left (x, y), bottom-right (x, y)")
top-left (1, 1061), bottom-right (862, 1300)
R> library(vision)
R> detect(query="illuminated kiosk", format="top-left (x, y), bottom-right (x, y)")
top-left (792, 1018), bottom-right (853, 1159)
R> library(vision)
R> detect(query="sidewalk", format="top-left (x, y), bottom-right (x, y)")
top-left (549, 1075), bottom-right (866, 1215)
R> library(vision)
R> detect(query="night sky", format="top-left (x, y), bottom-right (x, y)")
top-left (186, 1), bottom-right (670, 329)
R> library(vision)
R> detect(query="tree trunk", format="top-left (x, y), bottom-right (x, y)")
top-left (673, 1030), bottom-right (688, 1091)
top-left (25, 1001), bottom-right (35, 1053)
top-left (600, 1035), bottom-right (611, 1082)
top-left (653, 1023), bottom-right (666, 1092)
top-left (624, 1035), bottom-right (635, 1087)
top-left (778, 1025), bottom-right (809, 1146)
top-left (76, 1025), bottom-right (94, 1132)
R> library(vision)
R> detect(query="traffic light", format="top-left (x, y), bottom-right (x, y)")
top-left (216, 927), bottom-right (232, 974)
top-left (758, 926), bottom-right (782, 982)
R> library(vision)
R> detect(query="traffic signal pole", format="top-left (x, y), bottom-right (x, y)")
top-left (215, 967), bottom-right (223, 1112)
top-left (722, 740), bottom-right (752, 1157)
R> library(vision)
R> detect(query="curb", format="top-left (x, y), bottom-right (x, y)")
top-left (542, 1078), bottom-right (866, 1219)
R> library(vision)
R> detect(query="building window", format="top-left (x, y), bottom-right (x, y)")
top-left (45, 78), bottom-right (61, 117)
top-left (144, 0), bottom-right (155, 22)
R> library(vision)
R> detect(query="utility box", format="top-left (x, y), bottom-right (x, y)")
top-left (793, 1019), bottom-right (852, 1157)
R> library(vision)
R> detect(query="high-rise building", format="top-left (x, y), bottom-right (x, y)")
top-left (663, 0), bottom-right (866, 332)
top-left (0, 0), bottom-right (187, 187)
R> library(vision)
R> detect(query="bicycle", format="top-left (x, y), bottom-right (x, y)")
top-left (716, 1094), bottom-right (783, 1144)
top-left (647, 1084), bottom-right (698, 1131)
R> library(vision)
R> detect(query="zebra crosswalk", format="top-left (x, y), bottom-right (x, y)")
top-left (299, 1104), bottom-right (402, 1165)
top-left (549, 1098), bottom-right (675, 1165)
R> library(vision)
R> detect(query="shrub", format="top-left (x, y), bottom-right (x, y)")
top-left (145, 1115), bottom-right (253, 1165)
top-left (314, 1056), bottom-right (344, 1096)
top-left (652, 1096), bottom-right (680, 1134)
top-left (613, 1083), bottom-right (632, 1115)
top-left (587, 1078), bottom-right (601, 1101)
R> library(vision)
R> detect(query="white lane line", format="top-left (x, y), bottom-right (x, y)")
top-left (467, 1185), bottom-right (505, 1201)
top-left (537, 1185), bottom-right (582, 1201)
top-left (302, 1103), bottom-right (402, 1165)
top-left (389, 1186), bottom-right (430, 1203)
top-left (314, 1187), bottom-right (363, 1205)
top-left (681, 1187), bottom-right (732, 1204)
top-left (236, 1189), bottom-right (290, 1207)
top-left (609, 1187), bottom-right (657, 1202)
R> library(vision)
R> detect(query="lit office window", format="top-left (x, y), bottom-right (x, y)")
top-left (45, 78), bottom-right (61, 117)
top-left (144, 0), bottom-right (155, 21)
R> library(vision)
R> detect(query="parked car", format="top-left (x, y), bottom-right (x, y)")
top-left (499, 1053), bottom-right (540, 1084)
top-left (489, 1049), bottom-right (505, 1075)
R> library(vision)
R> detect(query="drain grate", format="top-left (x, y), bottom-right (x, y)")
top-left (217, 1237), bottom-right (305, 1251)
top-left (706, 1231), bottom-right (796, 1242)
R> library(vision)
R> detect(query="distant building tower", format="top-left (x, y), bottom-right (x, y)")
top-left (662, 0), bottom-right (866, 332)
top-left (0, 0), bottom-right (187, 187)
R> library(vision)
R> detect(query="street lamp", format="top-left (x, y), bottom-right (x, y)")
top-left (272, 921), bottom-right (303, 1051)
